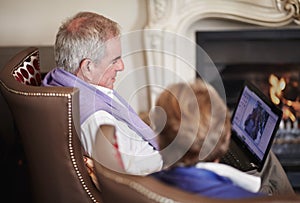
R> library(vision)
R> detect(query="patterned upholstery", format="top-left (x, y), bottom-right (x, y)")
top-left (12, 49), bottom-right (41, 86)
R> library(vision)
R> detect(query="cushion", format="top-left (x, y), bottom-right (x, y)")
top-left (12, 51), bottom-right (41, 86)
top-left (83, 155), bottom-right (101, 191)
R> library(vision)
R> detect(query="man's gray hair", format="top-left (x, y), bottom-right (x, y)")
top-left (54, 11), bottom-right (120, 73)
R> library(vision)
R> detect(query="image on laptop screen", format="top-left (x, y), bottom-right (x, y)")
top-left (231, 83), bottom-right (281, 161)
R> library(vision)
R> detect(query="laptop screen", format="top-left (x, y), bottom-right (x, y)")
top-left (231, 81), bottom-right (282, 161)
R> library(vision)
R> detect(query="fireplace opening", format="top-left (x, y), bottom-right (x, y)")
top-left (196, 28), bottom-right (300, 188)
top-left (196, 28), bottom-right (300, 112)
top-left (221, 64), bottom-right (300, 109)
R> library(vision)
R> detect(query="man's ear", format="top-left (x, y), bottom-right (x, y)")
top-left (77, 58), bottom-right (93, 81)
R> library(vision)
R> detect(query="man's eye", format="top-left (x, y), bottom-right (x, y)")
top-left (112, 57), bottom-right (121, 65)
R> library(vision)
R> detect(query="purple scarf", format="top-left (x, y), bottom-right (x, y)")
top-left (42, 68), bottom-right (158, 149)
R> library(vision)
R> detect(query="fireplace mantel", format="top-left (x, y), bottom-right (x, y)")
top-left (144, 0), bottom-right (300, 106)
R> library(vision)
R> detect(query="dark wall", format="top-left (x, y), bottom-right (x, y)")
top-left (0, 46), bottom-right (55, 73)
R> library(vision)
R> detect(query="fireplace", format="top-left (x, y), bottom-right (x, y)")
top-left (144, 0), bottom-right (300, 107)
top-left (144, 0), bottom-right (300, 190)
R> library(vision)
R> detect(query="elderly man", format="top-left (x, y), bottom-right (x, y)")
top-left (42, 11), bottom-right (162, 175)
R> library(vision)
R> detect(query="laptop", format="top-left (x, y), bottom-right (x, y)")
top-left (220, 81), bottom-right (282, 172)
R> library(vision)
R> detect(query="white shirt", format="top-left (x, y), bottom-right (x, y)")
top-left (80, 85), bottom-right (163, 175)
top-left (196, 162), bottom-right (261, 192)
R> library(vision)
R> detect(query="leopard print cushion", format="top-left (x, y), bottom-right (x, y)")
top-left (12, 51), bottom-right (41, 86)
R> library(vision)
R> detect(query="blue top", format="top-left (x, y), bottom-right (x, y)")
top-left (152, 166), bottom-right (263, 199)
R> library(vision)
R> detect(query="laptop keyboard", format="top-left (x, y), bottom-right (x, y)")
top-left (221, 150), bottom-right (255, 172)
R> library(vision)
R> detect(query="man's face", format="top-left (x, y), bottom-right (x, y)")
top-left (90, 37), bottom-right (124, 89)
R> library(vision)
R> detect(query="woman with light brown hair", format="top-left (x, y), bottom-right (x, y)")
top-left (151, 79), bottom-right (263, 199)
top-left (153, 79), bottom-right (231, 164)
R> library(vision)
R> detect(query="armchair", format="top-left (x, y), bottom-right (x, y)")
top-left (0, 47), bottom-right (102, 203)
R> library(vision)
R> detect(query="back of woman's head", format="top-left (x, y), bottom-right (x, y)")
top-left (152, 79), bottom-right (231, 167)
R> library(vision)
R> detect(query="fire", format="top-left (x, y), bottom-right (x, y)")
top-left (269, 74), bottom-right (296, 122)
top-left (269, 74), bottom-right (286, 105)
top-left (282, 106), bottom-right (296, 122)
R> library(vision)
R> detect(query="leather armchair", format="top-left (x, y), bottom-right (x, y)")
top-left (0, 47), bottom-right (102, 203)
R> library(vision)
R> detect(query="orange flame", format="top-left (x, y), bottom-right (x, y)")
top-left (269, 74), bottom-right (296, 122)
top-left (282, 106), bottom-right (296, 122)
top-left (269, 74), bottom-right (286, 105)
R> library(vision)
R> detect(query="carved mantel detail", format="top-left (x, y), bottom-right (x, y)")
top-left (276, 0), bottom-right (300, 24)
top-left (144, 0), bottom-right (300, 107)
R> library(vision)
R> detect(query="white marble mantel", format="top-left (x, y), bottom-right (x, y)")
top-left (144, 0), bottom-right (300, 107)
